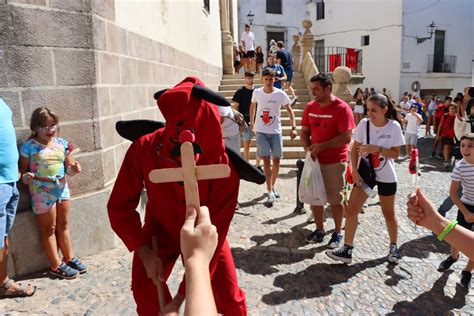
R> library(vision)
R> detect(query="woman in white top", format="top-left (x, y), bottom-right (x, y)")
top-left (353, 88), bottom-right (365, 126)
top-left (327, 94), bottom-right (405, 265)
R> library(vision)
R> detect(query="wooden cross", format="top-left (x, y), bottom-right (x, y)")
top-left (148, 141), bottom-right (231, 207)
top-left (147, 141), bottom-right (231, 312)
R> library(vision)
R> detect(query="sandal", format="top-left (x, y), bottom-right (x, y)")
top-left (0, 279), bottom-right (36, 298)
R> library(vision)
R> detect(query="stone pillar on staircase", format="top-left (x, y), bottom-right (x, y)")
top-left (220, 0), bottom-right (235, 75)
top-left (332, 66), bottom-right (353, 103)
top-left (292, 34), bottom-right (301, 72)
top-left (301, 19), bottom-right (314, 60)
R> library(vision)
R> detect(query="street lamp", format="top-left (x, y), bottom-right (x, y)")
top-left (246, 11), bottom-right (255, 25)
top-left (416, 21), bottom-right (438, 44)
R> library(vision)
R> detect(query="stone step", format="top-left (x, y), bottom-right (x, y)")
top-left (281, 108), bottom-right (303, 117)
top-left (220, 77), bottom-right (306, 85)
top-left (218, 89), bottom-right (308, 97)
top-left (217, 84), bottom-right (309, 95)
top-left (223, 72), bottom-right (303, 80)
top-left (223, 95), bottom-right (311, 103)
top-left (280, 117), bottom-right (302, 125)
top-left (281, 125), bottom-right (302, 136)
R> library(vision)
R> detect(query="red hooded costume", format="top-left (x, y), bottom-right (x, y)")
top-left (108, 77), bottom-right (247, 315)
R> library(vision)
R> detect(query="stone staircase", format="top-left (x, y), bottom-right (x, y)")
top-left (218, 71), bottom-right (310, 167)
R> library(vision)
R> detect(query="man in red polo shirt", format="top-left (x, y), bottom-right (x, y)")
top-left (300, 73), bottom-right (355, 248)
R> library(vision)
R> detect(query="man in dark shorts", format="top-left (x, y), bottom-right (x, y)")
top-left (276, 41), bottom-right (297, 103)
top-left (232, 71), bottom-right (255, 161)
top-left (240, 24), bottom-right (256, 72)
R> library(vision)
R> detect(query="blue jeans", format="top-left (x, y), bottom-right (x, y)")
top-left (256, 132), bottom-right (283, 158)
top-left (0, 182), bottom-right (19, 248)
top-left (438, 185), bottom-right (463, 217)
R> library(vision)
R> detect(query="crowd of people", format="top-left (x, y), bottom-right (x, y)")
top-left (223, 70), bottom-right (474, 292)
top-left (1, 70), bottom-right (473, 313)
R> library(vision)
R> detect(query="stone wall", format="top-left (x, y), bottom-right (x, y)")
top-left (0, 0), bottom-right (222, 276)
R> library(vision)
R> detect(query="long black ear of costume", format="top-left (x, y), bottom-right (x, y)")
top-left (154, 89), bottom-right (168, 101)
top-left (115, 120), bottom-right (165, 142)
top-left (192, 85), bottom-right (231, 107)
top-left (226, 147), bottom-right (266, 184)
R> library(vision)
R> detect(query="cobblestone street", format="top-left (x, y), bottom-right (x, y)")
top-left (1, 137), bottom-right (474, 315)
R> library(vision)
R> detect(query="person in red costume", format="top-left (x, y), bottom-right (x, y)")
top-left (108, 77), bottom-right (248, 315)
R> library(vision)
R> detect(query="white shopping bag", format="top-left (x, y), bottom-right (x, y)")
top-left (298, 152), bottom-right (327, 206)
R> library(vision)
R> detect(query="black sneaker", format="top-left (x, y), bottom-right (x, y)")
top-left (305, 229), bottom-right (325, 244)
top-left (431, 151), bottom-right (436, 157)
top-left (460, 270), bottom-right (472, 288)
top-left (438, 255), bottom-right (458, 272)
top-left (387, 243), bottom-right (401, 264)
top-left (326, 244), bottom-right (353, 264)
top-left (327, 232), bottom-right (343, 249)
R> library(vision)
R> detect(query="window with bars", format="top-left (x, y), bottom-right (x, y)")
top-left (266, 0), bottom-right (282, 14)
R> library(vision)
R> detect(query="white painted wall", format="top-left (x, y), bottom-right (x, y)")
top-left (238, 0), bottom-right (307, 56)
top-left (309, 0), bottom-right (403, 100)
top-left (400, 0), bottom-right (473, 98)
top-left (114, 0), bottom-right (223, 67)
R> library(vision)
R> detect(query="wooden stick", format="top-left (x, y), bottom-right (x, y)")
top-left (152, 236), bottom-right (166, 312)
top-left (181, 142), bottom-right (201, 208)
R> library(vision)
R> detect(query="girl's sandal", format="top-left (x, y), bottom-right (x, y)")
top-left (0, 279), bottom-right (36, 298)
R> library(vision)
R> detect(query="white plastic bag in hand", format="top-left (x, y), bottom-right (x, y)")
top-left (298, 152), bottom-right (327, 206)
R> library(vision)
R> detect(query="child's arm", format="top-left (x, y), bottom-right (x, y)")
top-left (19, 156), bottom-right (34, 184)
top-left (415, 113), bottom-right (423, 124)
top-left (64, 146), bottom-right (81, 176)
top-left (449, 181), bottom-right (473, 222)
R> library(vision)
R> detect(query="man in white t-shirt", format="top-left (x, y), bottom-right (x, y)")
top-left (250, 68), bottom-right (297, 207)
top-left (241, 24), bottom-right (256, 72)
top-left (218, 106), bottom-right (241, 154)
top-left (402, 105), bottom-right (423, 156)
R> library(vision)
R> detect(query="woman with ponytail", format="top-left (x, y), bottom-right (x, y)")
top-left (326, 93), bottom-right (405, 265)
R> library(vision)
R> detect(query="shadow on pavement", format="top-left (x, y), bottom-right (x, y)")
top-left (387, 272), bottom-right (468, 315)
top-left (398, 235), bottom-right (451, 259)
top-left (278, 169), bottom-right (297, 179)
top-left (260, 257), bottom-right (387, 304)
top-left (238, 194), bottom-right (267, 209)
top-left (231, 223), bottom-right (331, 275)
top-left (232, 247), bottom-right (317, 275)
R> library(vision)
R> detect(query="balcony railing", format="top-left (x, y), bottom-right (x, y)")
top-left (313, 46), bottom-right (363, 74)
top-left (428, 55), bottom-right (457, 73)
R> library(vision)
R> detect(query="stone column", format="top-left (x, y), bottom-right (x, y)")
top-left (332, 66), bottom-right (353, 103)
top-left (291, 34), bottom-right (301, 72)
top-left (220, 0), bottom-right (234, 75)
top-left (301, 20), bottom-right (314, 60)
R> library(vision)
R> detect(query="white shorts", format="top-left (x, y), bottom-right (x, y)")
top-left (354, 105), bottom-right (364, 114)
top-left (404, 132), bottom-right (418, 145)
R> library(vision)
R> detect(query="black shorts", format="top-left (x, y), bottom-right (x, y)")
top-left (457, 203), bottom-right (474, 230)
top-left (358, 181), bottom-right (397, 196)
top-left (441, 137), bottom-right (454, 146)
top-left (243, 50), bottom-right (255, 58)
